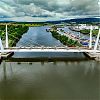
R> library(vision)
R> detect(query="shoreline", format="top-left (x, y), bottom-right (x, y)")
top-left (50, 30), bottom-right (81, 47)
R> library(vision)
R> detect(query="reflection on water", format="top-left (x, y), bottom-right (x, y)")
top-left (0, 60), bottom-right (100, 100)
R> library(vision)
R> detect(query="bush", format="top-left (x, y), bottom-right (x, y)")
top-left (80, 29), bottom-right (99, 36)
top-left (50, 30), bottom-right (81, 47)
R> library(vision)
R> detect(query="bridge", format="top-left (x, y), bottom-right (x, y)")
top-left (0, 25), bottom-right (100, 53)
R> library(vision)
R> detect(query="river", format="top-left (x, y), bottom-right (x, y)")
top-left (13, 26), bottom-right (85, 58)
top-left (0, 26), bottom-right (100, 100)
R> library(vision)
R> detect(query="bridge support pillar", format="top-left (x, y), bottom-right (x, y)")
top-left (6, 24), bottom-right (8, 48)
top-left (94, 28), bottom-right (100, 51)
top-left (0, 37), bottom-right (4, 52)
top-left (89, 25), bottom-right (93, 49)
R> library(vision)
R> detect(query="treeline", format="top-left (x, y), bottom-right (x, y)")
top-left (0, 25), bottom-right (29, 46)
top-left (11, 22), bottom-right (52, 27)
top-left (50, 31), bottom-right (81, 47)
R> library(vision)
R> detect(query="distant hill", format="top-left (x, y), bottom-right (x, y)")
top-left (0, 18), bottom-right (99, 24)
top-left (46, 18), bottom-right (100, 24)
top-left (69, 18), bottom-right (100, 23)
top-left (0, 20), bottom-right (15, 23)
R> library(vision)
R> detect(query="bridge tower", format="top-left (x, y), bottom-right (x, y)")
top-left (0, 37), bottom-right (4, 52)
top-left (89, 25), bottom-right (93, 49)
top-left (94, 28), bottom-right (100, 51)
top-left (6, 24), bottom-right (9, 48)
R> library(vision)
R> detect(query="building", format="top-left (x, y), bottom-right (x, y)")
top-left (75, 24), bottom-right (99, 30)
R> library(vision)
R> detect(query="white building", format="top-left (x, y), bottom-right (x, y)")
top-left (75, 24), bottom-right (99, 30)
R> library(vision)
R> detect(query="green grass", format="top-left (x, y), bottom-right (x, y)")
top-left (0, 25), bottom-right (29, 46)
top-left (50, 30), bottom-right (81, 47)
top-left (80, 29), bottom-right (99, 36)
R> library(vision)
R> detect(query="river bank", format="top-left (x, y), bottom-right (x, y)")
top-left (50, 30), bottom-right (81, 47)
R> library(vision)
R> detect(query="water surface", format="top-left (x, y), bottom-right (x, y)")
top-left (0, 60), bottom-right (99, 100)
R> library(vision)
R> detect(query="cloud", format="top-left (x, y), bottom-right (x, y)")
top-left (0, 0), bottom-right (99, 21)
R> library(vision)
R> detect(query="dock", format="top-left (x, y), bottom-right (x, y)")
top-left (84, 52), bottom-right (100, 61)
top-left (1, 52), bottom-right (14, 59)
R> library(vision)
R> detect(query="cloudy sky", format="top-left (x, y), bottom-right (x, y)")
top-left (0, 0), bottom-right (99, 22)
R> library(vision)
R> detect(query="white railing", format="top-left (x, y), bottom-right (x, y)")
top-left (0, 47), bottom-right (100, 53)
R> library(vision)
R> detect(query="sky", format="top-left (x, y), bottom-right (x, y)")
top-left (0, 0), bottom-right (99, 22)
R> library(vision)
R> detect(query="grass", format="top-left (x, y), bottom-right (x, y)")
top-left (80, 29), bottom-right (99, 36)
top-left (0, 25), bottom-right (29, 46)
top-left (50, 30), bottom-right (81, 47)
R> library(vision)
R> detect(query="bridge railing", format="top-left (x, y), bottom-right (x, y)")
top-left (4, 46), bottom-right (91, 50)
